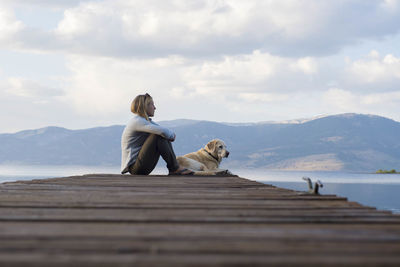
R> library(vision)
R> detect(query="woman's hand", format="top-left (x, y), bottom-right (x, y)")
top-left (169, 133), bottom-right (176, 142)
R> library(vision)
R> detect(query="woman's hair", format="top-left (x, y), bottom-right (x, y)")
top-left (131, 93), bottom-right (152, 120)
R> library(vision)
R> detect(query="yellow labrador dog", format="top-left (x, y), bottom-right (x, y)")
top-left (177, 139), bottom-right (233, 176)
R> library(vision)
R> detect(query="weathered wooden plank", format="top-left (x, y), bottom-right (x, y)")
top-left (2, 237), bottom-right (400, 255)
top-left (0, 198), bottom-right (364, 210)
top-left (0, 207), bottom-right (390, 217)
top-left (0, 186), bottom-right (354, 204)
top-left (0, 205), bottom-right (376, 215)
top-left (0, 174), bottom-right (399, 266)
top-left (0, 193), bottom-right (349, 203)
top-left (0, 208), bottom-right (398, 223)
top-left (0, 252), bottom-right (400, 267)
top-left (1, 222), bottom-right (400, 240)
top-left (3, 175), bottom-right (263, 186)
top-left (1, 217), bottom-right (398, 223)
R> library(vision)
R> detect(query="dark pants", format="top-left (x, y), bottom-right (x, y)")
top-left (129, 134), bottom-right (179, 175)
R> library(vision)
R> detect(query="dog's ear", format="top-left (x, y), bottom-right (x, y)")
top-left (206, 140), bottom-right (217, 152)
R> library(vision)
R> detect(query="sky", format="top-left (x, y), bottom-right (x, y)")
top-left (1, 0), bottom-right (400, 133)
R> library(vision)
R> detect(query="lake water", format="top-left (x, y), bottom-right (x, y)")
top-left (235, 169), bottom-right (400, 214)
top-left (1, 165), bottom-right (399, 214)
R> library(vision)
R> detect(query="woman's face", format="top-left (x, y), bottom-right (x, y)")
top-left (146, 99), bottom-right (156, 117)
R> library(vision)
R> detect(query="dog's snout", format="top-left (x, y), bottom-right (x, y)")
top-left (226, 151), bottom-right (230, 157)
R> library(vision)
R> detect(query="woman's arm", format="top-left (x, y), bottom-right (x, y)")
top-left (133, 117), bottom-right (175, 141)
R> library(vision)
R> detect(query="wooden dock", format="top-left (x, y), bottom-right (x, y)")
top-left (0, 174), bottom-right (400, 266)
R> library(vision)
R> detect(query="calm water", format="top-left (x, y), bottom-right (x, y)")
top-left (235, 169), bottom-right (400, 214)
top-left (1, 165), bottom-right (399, 214)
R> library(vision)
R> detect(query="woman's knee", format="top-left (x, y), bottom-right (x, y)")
top-left (144, 134), bottom-right (164, 148)
top-left (146, 134), bottom-right (172, 155)
top-left (147, 133), bottom-right (159, 142)
top-left (150, 133), bottom-right (170, 145)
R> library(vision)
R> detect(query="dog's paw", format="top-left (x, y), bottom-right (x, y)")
top-left (215, 169), bottom-right (236, 176)
top-left (225, 170), bottom-right (238, 177)
top-left (214, 170), bottom-right (227, 176)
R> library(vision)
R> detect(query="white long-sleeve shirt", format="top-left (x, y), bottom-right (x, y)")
top-left (120, 114), bottom-right (175, 174)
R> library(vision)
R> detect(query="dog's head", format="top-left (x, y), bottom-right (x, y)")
top-left (204, 139), bottom-right (230, 161)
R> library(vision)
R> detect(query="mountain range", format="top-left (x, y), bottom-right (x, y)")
top-left (1, 113), bottom-right (400, 172)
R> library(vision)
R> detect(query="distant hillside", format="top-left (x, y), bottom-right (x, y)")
top-left (1, 113), bottom-right (400, 172)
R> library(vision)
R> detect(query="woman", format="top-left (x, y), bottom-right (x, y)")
top-left (121, 93), bottom-right (193, 175)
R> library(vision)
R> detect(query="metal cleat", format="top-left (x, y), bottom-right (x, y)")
top-left (302, 177), bottom-right (323, 195)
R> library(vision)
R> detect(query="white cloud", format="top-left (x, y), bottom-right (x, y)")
top-left (0, 6), bottom-right (24, 41)
top-left (1, 0), bottom-right (92, 9)
top-left (238, 92), bottom-right (289, 103)
top-left (368, 50), bottom-right (380, 59)
top-left (63, 54), bottom-right (187, 115)
top-left (56, 2), bottom-right (113, 38)
top-left (0, 76), bottom-right (73, 133)
top-left (290, 57), bottom-right (318, 74)
top-left (322, 87), bottom-right (400, 119)
top-left (170, 87), bottom-right (197, 99)
top-left (348, 52), bottom-right (400, 83)
top-left (381, 0), bottom-right (400, 11)
top-left (361, 91), bottom-right (400, 105)
top-left (323, 88), bottom-right (358, 111)
top-left (1, 1), bottom-right (400, 132)
top-left (183, 50), bottom-right (320, 97)
top-left (50, 0), bottom-right (400, 57)
top-left (60, 50), bottom-right (321, 119)
top-left (2, 77), bottom-right (63, 100)
top-left (2, 0), bottom-right (400, 58)
top-left (61, 48), bottom-right (400, 120)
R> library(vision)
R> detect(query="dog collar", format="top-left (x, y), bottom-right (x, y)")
top-left (202, 149), bottom-right (219, 162)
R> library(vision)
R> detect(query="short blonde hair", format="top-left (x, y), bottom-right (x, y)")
top-left (131, 93), bottom-right (152, 121)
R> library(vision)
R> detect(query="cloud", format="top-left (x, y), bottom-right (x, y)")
top-left (347, 52), bottom-right (400, 83)
top-left (1, 0), bottom-right (91, 9)
top-left (0, 6), bottom-right (24, 41)
top-left (0, 5), bottom-right (57, 53)
top-left (323, 88), bottom-right (358, 111)
top-left (0, 76), bottom-right (73, 133)
top-left (290, 57), bottom-right (318, 74)
top-left (238, 92), bottom-right (289, 103)
top-left (1, 1), bottom-right (400, 132)
top-left (2, 77), bottom-right (64, 100)
top-left (2, 0), bottom-right (400, 58)
top-left (63, 54), bottom-right (188, 115)
top-left (61, 51), bottom-right (315, 119)
top-left (362, 91), bottom-right (400, 105)
top-left (322, 87), bottom-right (400, 119)
top-left (53, 0), bottom-right (400, 58)
top-left (381, 0), bottom-right (400, 11)
top-left (182, 50), bottom-right (319, 97)
top-left (60, 48), bottom-right (400, 119)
